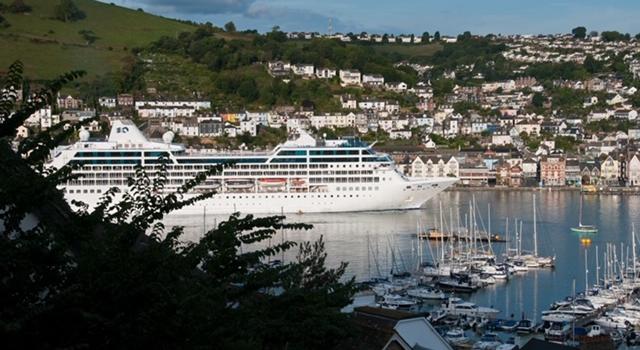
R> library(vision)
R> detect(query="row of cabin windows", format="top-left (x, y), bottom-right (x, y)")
top-left (65, 188), bottom-right (379, 196)
top-left (277, 149), bottom-right (373, 156)
top-left (75, 163), bottom-right (378, 172)
top-left (223, 193), bottom-right (367, 200)
top-left (69, 177), bottom-right (381, 186)
top-left (66, 188), bottom-right (103, 194)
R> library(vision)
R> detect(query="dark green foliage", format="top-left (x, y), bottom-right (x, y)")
top-left (532, 92), bottom-right (546, 108)
top-left (526, 62), bottom-right (589, 81)
top-left (601, 31), bottom-right (630, 42)
top-left (54, 0), bottom-right (86, 22)
top-left (583, 55), bottom-right (603, 74)
top-left (237, 78), bottom-right (258, 102)
top-left (78, 29), bottom-right (97, 45)
top-left (7, 0), bottom-right (31, 13)
top-left (433, 31), bottom-right (441, 41)
top-left (432, 79), bottom-right (454, 96)
top-left (571, 26), bottom-right (587, 39)
top-left (585, 119), bottom-right (633, 133)
top-left (457, 31), bottom-right (472, 41)
top-left (0, 62), bottom-right (356, 349)
top-left (428, 37), bottom-right (506, 71)
top-left (554, 135), bottom-right (579, 152)
top-left (0, 13), bottom-right (9, 28)
top-left (421, 31), bottom-right (430, 43)
top-left (224, 21), bottom-right (236, 32)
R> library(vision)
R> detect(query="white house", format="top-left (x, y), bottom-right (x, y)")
top-left (339, 69), bottom-right (362, 86)
top-left (358, 99), bottom-right (386, 111)
top-left (385, 82), bottom-right (408, 93)
top-left (607, 94), bottom-right (627, 105)
top-left (240, 117), bottom-right (258, 136)
top-left (491, 134), bottom-right (513, 146)
top-left (386, 101), bottom-right (400, 114)
top-left (411, 156), bottom-right (459, 178)
top-left (340, 95), bottom-right (357, 110)
top-left (16, 125), bottom-right (30, 139)
top-left (315, 67), bottom-right (337, 79)
top-left (389, 129), bottom-right (412, 140)
top-left (134, 100), bottom-right (210, 111)
top-left (362, 74), bottom-right (385, 87)
top-left (99, 96), bottom-right (117, 109)
top-left (292, 64), bottom-right (315, 77)
top-left (628, 154), bottom-right (640, 186)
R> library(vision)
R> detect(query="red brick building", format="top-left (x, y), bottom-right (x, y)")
top-left (540, 156), bottom-right (566, 186)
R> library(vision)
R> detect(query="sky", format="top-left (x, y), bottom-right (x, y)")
top-left (106, 0), bottom-right (640, 36)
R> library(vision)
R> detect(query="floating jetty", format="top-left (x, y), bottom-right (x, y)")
top-left (418, 229), bottom-right (507, 243)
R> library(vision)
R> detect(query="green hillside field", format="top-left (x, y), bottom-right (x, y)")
top-left (0, 0), bottom-right (195, 79)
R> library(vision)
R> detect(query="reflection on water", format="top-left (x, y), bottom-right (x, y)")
top-left (165, 190), bottom-right (640, 319)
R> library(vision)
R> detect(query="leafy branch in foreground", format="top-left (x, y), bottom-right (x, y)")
top-left (0, 61), bottom-right (356, 349)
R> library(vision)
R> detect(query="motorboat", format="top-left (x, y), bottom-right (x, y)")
top-left (444, 327), bottom-right (470, 346)
top-left (499, 320), bottom-right (518, 332)
top-left (379, 294), bottom-right (418, 309)
top-left (406, 287), bottom-right (446, 300)
top-left (440, 298), bottom-right (500, 319)
top-left (472, 332), bottom-right (502, 350)
top-left (516, 319), bottom-right (535, 334)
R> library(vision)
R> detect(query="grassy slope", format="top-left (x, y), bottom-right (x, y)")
top-left (0, 0), bottom-right (194, 79)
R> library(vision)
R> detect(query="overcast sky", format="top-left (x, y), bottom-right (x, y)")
top-left (105, 0), bottom-right (640, 35)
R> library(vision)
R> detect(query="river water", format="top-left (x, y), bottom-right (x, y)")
top-left (167, 190), bottom-right (640, 321)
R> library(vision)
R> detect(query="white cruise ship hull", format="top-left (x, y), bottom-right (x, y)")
top-left (63, 177), bottom-right (457, 215)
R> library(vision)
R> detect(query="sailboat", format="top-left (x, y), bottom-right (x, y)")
top-left (571, 194), bottom-right (598, 234)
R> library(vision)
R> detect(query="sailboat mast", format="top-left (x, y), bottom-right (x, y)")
top-left (585, 248), bottom-right (589, 292)
top-left (488, 203), bottom-right (492, 245)
top-left (579, 194), bottom-right (583, 227)
top-left (505, 217), bottom-right (510, 258)
top-left (596, 245), bottom-right (599, 287)
top-left (633, 223), bottom-right (637, 283)
top-left (440, 201), bottom-right (444, 262)
top-left (533, 194), bottom-right (538, 257)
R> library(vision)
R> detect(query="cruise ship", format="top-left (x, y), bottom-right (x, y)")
top-left (48, 120), bottom-right (457, 214)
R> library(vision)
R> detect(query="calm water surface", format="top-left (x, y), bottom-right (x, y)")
top-left (167, 190), bottom-right (640, 321)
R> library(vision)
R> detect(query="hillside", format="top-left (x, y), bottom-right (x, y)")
top-left (0, 0), bottom-right (195, 79)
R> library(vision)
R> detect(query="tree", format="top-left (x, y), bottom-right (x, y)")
top-left (0, 61), bottom-right (356, 349)
top-left (421, 31), bottom-right (430, 43)
top-left (7, 0), bottom-right (32, 13)
top-left (0, 14), bottom-right (9, 28)
top-left (532, 92), bottom-right (546, 108)
top-left (237, 78), bottom-right (258, 102)
top-left (434, 31), bottom-right (441, 41)
top-left (54, 0), bottom-right (86, 22)
top-left (457, 31), bottom-right (472, 41)
top-left (224, 21), bottom-right (236, 32)
top-left (571, 26), bottom-right (587, 39)
top-left (78, 29), bottom-right (98, 45)
top-left (583, 54), bottom-right (602, 74)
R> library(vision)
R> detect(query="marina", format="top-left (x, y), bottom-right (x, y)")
top-left (169, 190), bottom-right (640, 348)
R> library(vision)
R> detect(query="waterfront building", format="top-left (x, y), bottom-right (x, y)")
top-left (539, 156), bottom-right (566, 186)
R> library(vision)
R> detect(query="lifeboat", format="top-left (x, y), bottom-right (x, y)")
top-left (258, 178), bottom-right (287, 187)
top-left (225, 179), bottom-right (254, 189)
